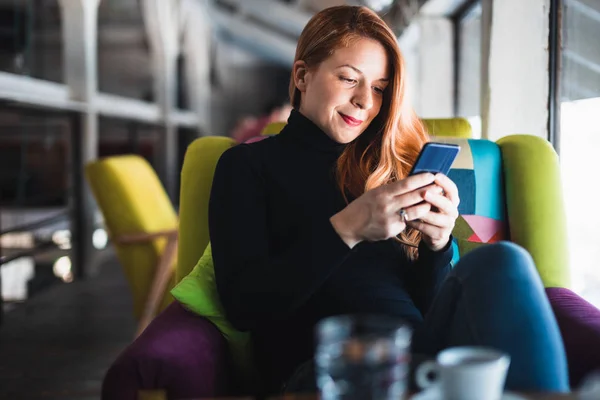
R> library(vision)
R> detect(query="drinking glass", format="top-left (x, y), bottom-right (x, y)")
top-left (315, 314), bottom-right (412, 400)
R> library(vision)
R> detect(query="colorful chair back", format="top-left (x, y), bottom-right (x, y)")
top-left (437, 135), bottom-right (569, 287)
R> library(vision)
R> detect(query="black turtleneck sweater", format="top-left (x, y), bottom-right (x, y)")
top-left (209, 110), bottom-right (453, 392)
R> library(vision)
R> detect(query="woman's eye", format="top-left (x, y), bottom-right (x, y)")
top-left (340, 77), bottom-right (357, 84)
top-left (373, 87), bottom-right (385, 94)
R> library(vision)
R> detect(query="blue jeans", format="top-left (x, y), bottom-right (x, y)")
top-left (285, 242), bottom-right (569, 393)
top-left (411, 241), bottom-right (568, 391)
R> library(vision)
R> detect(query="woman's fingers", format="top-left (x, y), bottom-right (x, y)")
top-left (408, 210), bottom-right (454, 229)
top-left (406, 219), bottom-right (450, 241)
top-left (433, 174), bottom-right (460, 207)
top-left (387, 173), bottom-right (436, 196)
top-left (423, 191), bottom-right (458, 219)
top-left (388, 183), bottom-right (442, 213)
top-left (398, 201), bottom-right (431, 222)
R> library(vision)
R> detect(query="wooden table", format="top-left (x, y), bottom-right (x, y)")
top-left (267, 395), bottom-right (577, 400)
top-left (195, 393), bottom-right (578, 400)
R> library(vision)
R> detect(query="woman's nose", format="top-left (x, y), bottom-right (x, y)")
top-left (352, 85), bottom-right (374, 110)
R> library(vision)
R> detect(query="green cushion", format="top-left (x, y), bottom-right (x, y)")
top-left (171, 244), bottom-right (254, 382)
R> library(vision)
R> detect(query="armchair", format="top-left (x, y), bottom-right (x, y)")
top-left (102, 133), bottom-right (600, 400)
top-left (85, 155), bottom-right (178, 337)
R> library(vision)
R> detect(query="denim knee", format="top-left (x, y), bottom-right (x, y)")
top-left (453, 241), bottom-right (539, 283)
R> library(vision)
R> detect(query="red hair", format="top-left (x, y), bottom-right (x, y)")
top-left (289, 6), bottom-right (429, 259)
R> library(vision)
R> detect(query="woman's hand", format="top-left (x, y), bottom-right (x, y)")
top-left (406, 174), bottom-right (460, 252)
top-left (330, 173), bottom-right (441, 248)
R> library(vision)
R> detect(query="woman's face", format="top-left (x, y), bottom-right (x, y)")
top-left (294, 38), bottom-right (390, 144)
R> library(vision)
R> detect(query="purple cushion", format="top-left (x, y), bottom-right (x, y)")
top-left (102, 301), bottom-right (233, 400)
top-left (546, 287), bottom-right (600, 388)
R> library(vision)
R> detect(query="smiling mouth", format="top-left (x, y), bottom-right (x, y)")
top-left (339, 112), bottom-right (363, 127)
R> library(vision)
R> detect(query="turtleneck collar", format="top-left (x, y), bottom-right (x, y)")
top-left (281, 109), bottom-right (349, 155)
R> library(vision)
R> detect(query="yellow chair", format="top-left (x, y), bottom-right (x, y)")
top-left (260, 117), bottom-right (473, 138)
top-left (422, 117), bottom-right (472, 138)
top-left (260, 121), bottom-right (287, 135)
top-left (85, 155), bottom-right (178, 336)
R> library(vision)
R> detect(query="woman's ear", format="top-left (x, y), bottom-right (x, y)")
top-left (293, 60), bottom-right (308, 92)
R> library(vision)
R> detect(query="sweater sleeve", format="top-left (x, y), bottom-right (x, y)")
top-left (405, 237), bottom-right (454, 316)
top-left (209, 145), bottom-right (352, 331)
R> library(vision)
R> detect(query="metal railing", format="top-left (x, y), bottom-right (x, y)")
top-left (0, 210), bottom-right (69, 239)
top-left (0, 75), bottom-right (200, 325)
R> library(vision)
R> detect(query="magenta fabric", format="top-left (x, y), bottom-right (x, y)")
top-left (102, 301), bottom-right (233, 400)
top-left (546, 287), bottom-right (600, 388)
top-left (101, 289), bottom-right (600, 398)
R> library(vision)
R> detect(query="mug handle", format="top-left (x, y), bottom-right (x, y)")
top-left (415, 360), bottom-right (439, 390)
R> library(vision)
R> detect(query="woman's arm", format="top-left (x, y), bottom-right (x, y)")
top-left (209, 145), bottom-right (352, 332)
top-left (405, 239), bottom-right (454, 315)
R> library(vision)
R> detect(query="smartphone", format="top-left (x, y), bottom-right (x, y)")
top-left (409, 142), bottom-right (461, 176)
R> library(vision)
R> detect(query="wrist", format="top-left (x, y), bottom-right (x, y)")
top-left (330, 212), bottom-right (361, 249)
top-left (423, 236), bottom-right (451, 252)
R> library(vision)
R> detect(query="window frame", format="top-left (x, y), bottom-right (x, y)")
top-left (548, 0), bottom-right (562, 154)
top-left (451, 0), bottom-right (482, 118)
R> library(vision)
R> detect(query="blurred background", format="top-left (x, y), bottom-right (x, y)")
top-left (0, 0), bottom-right (598, 398)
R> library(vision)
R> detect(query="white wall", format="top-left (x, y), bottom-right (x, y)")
top-left (416, 17), bottom-right (455, 118)
top-left (400, 0), bottom-right (552, 141)
top-left (398, 23), bottom-right (421, 114)
top-left (481, 0), bottom-right (551, 141)
top-left (209, 40), bottom-right (290, 136)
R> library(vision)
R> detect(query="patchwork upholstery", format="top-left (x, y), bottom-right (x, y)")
top-left (440, 136), bottom-right (569, 289)
top-left (497, 135), bottom-right (569, 288)
top-left (436, 138), bottom-right (508, 266)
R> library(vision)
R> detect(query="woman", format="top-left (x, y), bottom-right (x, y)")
top-left (208, 5), bottom-right (568, 395)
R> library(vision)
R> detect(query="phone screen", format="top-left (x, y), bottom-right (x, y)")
top-left (410, 142), bottom-right (460, 176)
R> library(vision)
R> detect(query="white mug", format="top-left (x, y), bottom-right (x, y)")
top-left (415, 346), bottom-right (511, 400)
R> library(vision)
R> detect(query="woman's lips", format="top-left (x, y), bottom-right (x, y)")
top-left (339, 113), bottom-right (363, 127)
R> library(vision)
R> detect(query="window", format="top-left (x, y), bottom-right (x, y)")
top-left (0, 2), bottom-right (63, 82)
top-left (97, 0), bottom-right (151, 100)
top-left (454, 1), bottom-right (482, 138)
top-left (559, 0), bottom-right (600, 307)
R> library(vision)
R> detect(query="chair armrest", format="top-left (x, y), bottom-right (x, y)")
top-left (112, 228), bottom-right (178, 245)
top-left (546, 288), bottom-right (600, 387)
top-left (112, 229), bottom-right (179, 337)
top-left (102, 302), bottom-right (232, 400)
top-left (497, 135), bottom-right (570, 288)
